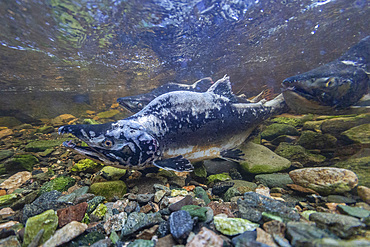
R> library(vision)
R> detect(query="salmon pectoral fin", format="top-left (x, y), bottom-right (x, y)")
top-left (220, 148), bottom-right (245, 162)
top-left (153, 156), bottom-right (194, 172)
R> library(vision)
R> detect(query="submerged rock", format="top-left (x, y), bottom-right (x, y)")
top-left (169, 210), bottom-right (193, 243)
top-left (24, 139), bottom-right (70, 152)
top-left (286, 221), bottom-right (338, 246)
top-left (238, 142), bottom-right (291, 174)
top-left (71, 159), bottom-right (103, 173)
top-left (342, 124), bottom-right (370, 144)
top-left (4, 154), bottom-right (38, 172)
top-left (238, 192), bottom-right (300, 223)
top-left (122, 212), bottom-right (163, 236)
top-left (275, 142), bottom-right (326, 166)
top-left (186, 227), bottom-right (224, 247)
top-left (213, 215), bottom-right (259, 236)
top-left (357, 186), bottom-right (370, 204)
top-left (297, 130), bottom-right (337, 150)
top-left (42, 221), bottom-right (88, 247)
top-left (255, 173), bottom-right (293, 189)
top-left (289, 167), bottom-right (358, 195)
top-left (0, 171), bottom-right (32, 194)
top-left (89, 180), bottom-right (127, 201)
top-left (40, 176), bottom-right (76, 195)
top-left (309, 212), bottom-right (365, 238)
top-left (261, 123), bottom-right (299, 141)
top-left (23, 209), bottom-right (58, 246)
top-left (334, 156), bottom-right (370, 187)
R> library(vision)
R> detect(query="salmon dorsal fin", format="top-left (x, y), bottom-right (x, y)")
top-left (207, 75), bottom-right (237, 102)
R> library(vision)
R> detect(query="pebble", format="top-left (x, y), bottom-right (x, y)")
top-left (0, 235), bottom-right (21, 247)
top-left (213, 215), bottom-right (259, 236)
top-left (42, 221), bottom-right (88, 247)
top-left (263, 220), bottom-right (286, 237)
top-left (256, 227), bottom-right (277, 247)
top-left (212, 181), bottom-right (234, 195)
top-left (169, 210), bottom-right (193, 243)
top-left (57, 202), bottom-right (88, 227)
top-left (186, 227), bottom-right (224, 247)
top-left (122, 212), bottom-right (163, 236)
top-left (327, 195), bottom-right (356, 204)
top-left (154, 190), bottom-right (166, 203)
top-left (137, 193), bottom-right (154, 205)
top-left (289, 167), bottom-right (358, 195)
top-left (255, 173), bottom-right (293, 190)
top-left (156, 234), bottom-right (176, 247)
top-left (207, 201), bottom-right (234, 218)
top-left (0, 171), bottom-right (32, 194)
top-left (168, 195), bottom-right (193, 212)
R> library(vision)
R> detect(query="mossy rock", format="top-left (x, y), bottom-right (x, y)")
top-left (275, 142), bottom-right (326, 166)
top-left (89, 180), bottom-right (127, 201)
top-left (96, 110), bottom-right (120, 119)
top-left (181, 205), bottom-right (208, 221)
top-left (71, 159), bottom-right (104, 173)
top-left (0, 117), bottom-right (22, 128)
top-left (207, 173), bottom-right (231, 184)
top-left (320, 113), bottom-right (370, 135)
top-left (193, 163), bottom-right (207, 178)
top-left (0, 150), bottom-right (13, 161)
top-left (0, 164), bottom-right (6, 175)
top-left (83, 119), bottom-right (101, 125)
top-left (270, 114), bottom-right (313, 127)
top-left (35, 126), bottom-right (54, 134)
top-left (297, 130), bottom-right (337, 150)
top-left (4, 154), bottom-right (38, 172)
top-left (91, 203), bottom-right (107, 220)
top-left (0, 193), bottom-right (19, 207)
top-left (334, 156), bottom-right (370, 187)
top-left (302, 120), bottom-right (326, 132)
top-left (342, 124), bottom-right (370, 144)
top-left (96, 166), bottom-right (126, 181)
top-left (23, 209), bottom-right (58, 246)
top-left (25, 138), bottom-right (71, 152)
top-left (261, 123), bottom-right (299, 141)
top-left (39, 176), bottom-right (76, 195)
top-left (238, 142), bottom-right (291, 174)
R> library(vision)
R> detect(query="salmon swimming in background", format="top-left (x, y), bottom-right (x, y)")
top-left (282, 35), bottom-right (370, 114)
top-left (117, 77), bottom-right (214, 113)
top-left (59, 76), bottom-right (286, 172)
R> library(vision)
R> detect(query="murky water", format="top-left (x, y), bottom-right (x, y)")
top-left (0, 0), bottom-right (369, 118)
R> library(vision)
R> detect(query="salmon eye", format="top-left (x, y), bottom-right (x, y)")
top-left (137, 102), bottom-right (143, 107)
top-left (103, 140), bottom-right (113, 148)
top-left (326, 78), bottom-right (336, 87)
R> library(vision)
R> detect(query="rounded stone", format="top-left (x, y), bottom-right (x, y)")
top-left (289, 167), bottom-right (358, 195)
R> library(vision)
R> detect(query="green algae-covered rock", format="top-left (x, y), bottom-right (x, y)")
top-left (170, 189), bottom-right (188, 197)
top-left (0, 193), bottom-right (19, 207)
top-left (83, 119), bottom-right (101, 125)
top-left (25, 138), bottom-right (70, 152)
top-left (23, 209), bottom-right (58, 246)
top-left (0, 164), bottom-right (6, 175)
top-left (270, 114), bottom-right (313, 127)
top-left (39, 176), bottom-right (76, 195)
top-left (261, 123), bottom-right (299, 141)
top-left (194, 186), bottom-right (210, 205)
top-left (0, 116), bottom-right (22, 128)
top-left (91, 203), bottom-right (107, 220)
top-left (334, 156), bottom-right (370, 187)
top-left (127, 239), bottom-right (155, 247)
top-left (297, 130), bottom-right (337, 150)
top-left (275, 142), bottom-right (326, 166)
top-left (320, 113), bottom-right (370, 135)
top-left (0, 150), bottom-right (13, 161)
top-left (89, 181), bottom-right (127, 201)
top-left (96, 110), bottom-right (120, 119)
top-left (342, 124), bottom-right (370, 144)
top-left (35, 126), bottom-right (54, 134)
top-left (238, 142), bottom-right (291, 174)
top-left (223, 187), bottom-right (242, 202)
top-left (82, 213), bottom-right (90, 224)
top-left (193, 163), bottom-right (207, 178)
top-left (255, 173), bottom-right (293, 189)
top-left (4, 154), bottom-right (38, 172)
top-left (181, 205), bottom-right (208, 221)
top-left (98, 166), bottom-right (126, 180)
top-left (302, 120), bottom-right (326, 132)
top-left (213, 216), bottom-right (259, 236)
top-left (207, 173), bottom-right (231, 184)
top-left (71, 159), bottom-right (104, 173)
